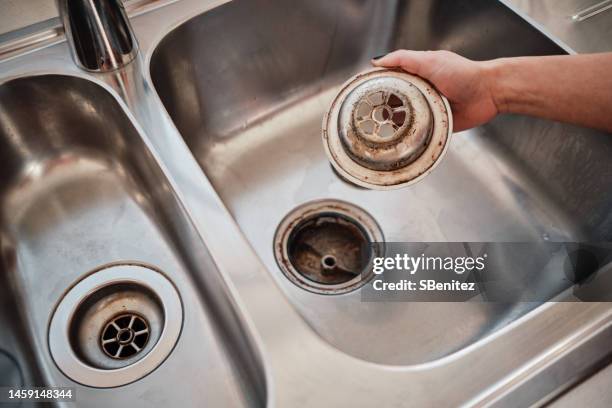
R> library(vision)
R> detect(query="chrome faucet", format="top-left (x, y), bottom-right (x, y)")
top-left (57, 0), bottom-right (139, 72)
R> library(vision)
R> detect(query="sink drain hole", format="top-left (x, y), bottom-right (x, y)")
top-left (101, 313), bottom-right (150, 359)
top-left (67, 281), bottom-right (165, 371)
top-left (321, 254), bottom-right (338, 272)
top-left (49, 264), bottom-right (183, 387)
top-left (287, 214), bottom-right (369, 285)
top-left (274, 200), bottom-right (384, 294)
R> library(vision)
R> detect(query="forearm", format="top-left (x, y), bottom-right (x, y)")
top-left (485, 53), bottom-right (612, 132)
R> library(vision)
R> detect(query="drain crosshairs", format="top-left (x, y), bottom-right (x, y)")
top-left (101, 313), bottom-right (150, 359)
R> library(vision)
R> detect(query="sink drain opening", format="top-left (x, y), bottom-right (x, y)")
top-left (321, 254), bottom-right (338, 272)
top-left (274, 200), bottom-right (384, 294)
top-left (287, 213), bottom-right (369, 285)
top-left (49, 264), bottom-right (183, 388)
top-left (67, 281), bottom-right (164, 371)
top-left (101, 313), bottom-right (150, 359)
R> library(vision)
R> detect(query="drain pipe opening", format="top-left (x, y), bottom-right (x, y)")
top-left (274, 199), bottom-right (384, 295)
top-left (321, 254), bottom-right (338, 273)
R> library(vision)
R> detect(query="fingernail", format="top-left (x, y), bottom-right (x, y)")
top-left (371, 54), bottom-right (386, 60)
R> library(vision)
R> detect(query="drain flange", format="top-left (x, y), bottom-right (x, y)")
top-left (49, 263), bottom-right (183, 388)
top-left (274, 200), bottom-right (384, 294)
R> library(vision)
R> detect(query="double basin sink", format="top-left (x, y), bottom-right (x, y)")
top-left (0, 0), bottom-right (611, 406)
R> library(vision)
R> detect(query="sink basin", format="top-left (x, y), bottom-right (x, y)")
top-left (0, 75), bottom-right (264, 405)
top-left (151, 0), bottom-right (612, 365)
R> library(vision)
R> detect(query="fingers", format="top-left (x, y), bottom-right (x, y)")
top-left (372, 50), bottom-right (427, 76)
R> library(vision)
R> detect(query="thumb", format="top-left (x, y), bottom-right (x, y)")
top-left (372, 50), bottom-right (426, 76)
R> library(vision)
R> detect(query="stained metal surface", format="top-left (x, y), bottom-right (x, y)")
top-left (0, 0), bottom-right (611, 406)
top-left (323, 68), bottom-right (452, 189)
top-left (288, 216), bottom-right (367, 283)
top-left (274, 199), bottom-right (384, 294)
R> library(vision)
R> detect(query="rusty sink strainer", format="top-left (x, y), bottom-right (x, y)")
top-left (323, 68), bottom-right (452, 189)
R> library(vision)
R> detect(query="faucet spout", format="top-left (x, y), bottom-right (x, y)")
top-left (57, 0), bottom-right (139, 72)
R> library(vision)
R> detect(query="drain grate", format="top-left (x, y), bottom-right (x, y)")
top-left (101, 313), bottom-right (150, 359)
top-left (353, 90), bottom-right (409, 140)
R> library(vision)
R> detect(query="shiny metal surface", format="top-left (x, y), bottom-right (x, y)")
top-left (572, 0), bottom-right (612, 22)
top-left (0, 0), bottom-right (611, 406)
top-left (0, 350), bottom-right (23, 388)
top-left (151, 0), bottom-right (612, 366)
top-left (0, 72), bottom-right (264, 405)
top-left (506, 0), bottom-right (612, 53)
top-left (57, 0), bottom-right (138, 72)
top-left (0, 0), bottom-right (58, 35)
top-left (550, 362), bottom-right (612, 407)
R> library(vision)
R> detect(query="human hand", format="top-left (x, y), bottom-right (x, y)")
top-left (372, 50), bottom-right (499, 132)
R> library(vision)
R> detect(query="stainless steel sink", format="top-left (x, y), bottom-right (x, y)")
top-left (0, 74), bottom-right (264, 406)
top-left (1, 0), bottom-right (611, 406)
top-left (150, 0), bottom-right (612, 366)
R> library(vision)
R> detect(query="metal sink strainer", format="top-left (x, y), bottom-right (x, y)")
top-left (101, 313), bottom-right (150, 360)
top-left (48, 263), bottom-right (183, 388)
top-left (323, 68), bottom-right (452, 189)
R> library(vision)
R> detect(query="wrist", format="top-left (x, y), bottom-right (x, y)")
top-left (481, 58), bottom-right (510, 114)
